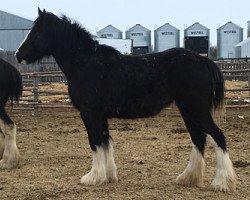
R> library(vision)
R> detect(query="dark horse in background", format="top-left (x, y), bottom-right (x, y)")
top-left (16, 9), bottom-right (236, 192)
top-left (0, 58), bottom-right (22, 169)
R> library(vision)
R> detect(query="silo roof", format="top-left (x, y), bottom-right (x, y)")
top-left (126, 24), bottom-right (150, 32)
top-left (235, 37), bottom-right (250, 47)
top-left (185, 22), bottom-right (209, 31)
top-left (218, 22), bottom-right (243, 30)
top-left (97, 25), bottom-right (122, 34)
top-left (155, 23), bottom-right (179, 31)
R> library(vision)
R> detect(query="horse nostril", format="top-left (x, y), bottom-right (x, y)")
top-left (15, 53), bottom-right (22, 63)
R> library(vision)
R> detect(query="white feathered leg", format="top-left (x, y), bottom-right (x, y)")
top-left (176, 143), bottom-right (205, 187)
top-left (0, 120), bottom-right (19, 169)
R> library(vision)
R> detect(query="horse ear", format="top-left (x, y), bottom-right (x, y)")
top-left (38, 7), bottom-right (42, 16)
top-left (43, 9), bottom-right (46, 13)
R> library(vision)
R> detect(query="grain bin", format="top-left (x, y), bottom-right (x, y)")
top-left (154, 23), bottom-right (180, 53)
top-left (235, 37), bottom-right (250, 58)
top-left (217, 22), bottom-right (243, 59)
top-left (184, 22), bottom-right (210, 57)
top-left (247, 20), bottom-right (250, 38)
top-left (126, 24), bottom-right (151, 55)
top-left (97, 25), bottom-right (122, 39)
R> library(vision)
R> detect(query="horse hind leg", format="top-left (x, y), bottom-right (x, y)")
top-left (204, 117), bottom-right (236, 192)
top-left (176, 109), bottom-right (206, 187)
top-left (0, 108), bottom-right (19, 169)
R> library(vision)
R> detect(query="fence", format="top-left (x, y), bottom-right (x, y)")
top-left (1, 52), bottom-right (248, 114)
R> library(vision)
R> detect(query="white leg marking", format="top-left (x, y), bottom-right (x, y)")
top-left (104, 139), bottom-right (118, 182)
top-left (0, 120), bottom-right (19, 169)
top-left (0, 131), bottom-right (4, 159)
top-left (211, 145), bottom-right (236, 192)
top-left (81, 146), bottom-right (108, 185)
top-left (176, 143), bottom-right (205, 187)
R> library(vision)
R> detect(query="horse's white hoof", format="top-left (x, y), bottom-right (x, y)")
top-left (81, 169), bottom-right (108, 185)
top-left (211, 177), bottom-right (236, 192)
top-left (0, 147), bottom-right (19, 169)
top-left (0, 158), bottom-right (19, 169)
top-left (176, 171), bottom-right (203, 187)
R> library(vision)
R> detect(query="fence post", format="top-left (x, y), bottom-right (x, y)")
top-left (248, 73), bottom-right (250, 97)
top-left (33, 76), bottom-right (39, 115)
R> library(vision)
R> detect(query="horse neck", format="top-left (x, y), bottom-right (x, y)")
top-left (50, 25), bottom-right (96, 77)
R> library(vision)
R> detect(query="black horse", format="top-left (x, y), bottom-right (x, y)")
top-left (16, 9), bottom-right (236, 191)
top-left (0, 58), bottom-right (22, 169)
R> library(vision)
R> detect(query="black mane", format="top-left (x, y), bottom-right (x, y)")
top-left (38, 12), bottom-right (120, 58)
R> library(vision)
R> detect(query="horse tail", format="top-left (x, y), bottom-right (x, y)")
top-left (0, 59), bottom-right (23, 106)
top-left (206, 59), bottom-right (224, 110)
top-left (9, 66), bottom-right (23, 105)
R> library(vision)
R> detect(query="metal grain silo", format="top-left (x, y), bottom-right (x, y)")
top-left (126, 24), bottom-right (151, 55)
top-left (184, 22), bottom-right (210, 57)
top-left (247, 20), bottom-right (250, 38)
top-left (154, 23), bottom-right (180, 53)
top-left (97, 25), bottom-right (122, 39)
top-left (235, 37), bottom-right (250, 58)
top-left (217, 22), bottom-right (243, 59)
top-left (0, 10), bottom-right (33, 51)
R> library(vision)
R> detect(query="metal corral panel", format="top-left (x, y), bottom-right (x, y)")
top-left (0, 10), bottom-right (33, 51)
top-left (217, 22), bottom-right (243, 59)
top-left (126, 24), bottom-right (151, 54)
top-left (184, 22), bottom-right (210, 56)
top-left (97, 25), bottom-right (122, 39)
top-left (235, 37), bottom-right (250, 58)
top-left (154, 23), bottom-right (180, 52)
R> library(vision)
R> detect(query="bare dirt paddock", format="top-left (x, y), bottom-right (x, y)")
top-left (0, 107), bottom-right (249, 200)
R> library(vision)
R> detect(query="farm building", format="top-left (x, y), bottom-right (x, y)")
top-left (154, 23), bottom-right (180, 53)
top-left (235, 37), bottom-right (250, 58)
top-left (184, 22), bottom-right (210, 57)
top-left (217, 22), bottom-right (243, 59)
top-left (126, 24), bottom-right (151, 55)
top-left (0, 10), bottom-right (33, 52)
top-left (97, 25), bottom-right (122, 39)
top-left (235, 21), bottom-right (250, 58)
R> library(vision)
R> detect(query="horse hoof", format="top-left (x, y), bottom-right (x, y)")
top-left (211, 178), bottom-right (236, 192)
top-left (81, 170), bottom-right (108, 185)
top-left (0, 159), bottom-right (18, 169)
top-left (176, 172), bottom-right (203, 187)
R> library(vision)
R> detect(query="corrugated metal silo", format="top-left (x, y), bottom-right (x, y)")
top-left (235, 37), bottom-right (250, 58)
top-left (0, 10), bottom-right (33, 51)
top-left (184, 22), bottom-right (210, 57)
top-left (97, 25), bottom-right (122, 39)
top-left (126, 24), bottom-right (151, 55)
top-left (154, 23), bottom-right (180, 53)
top-left (217, 22), bottom-right (243, 59)
top-left (247, 21), bottom-right (250, 38)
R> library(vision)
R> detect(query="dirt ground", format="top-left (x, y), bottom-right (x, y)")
top-left (0, 106), bottom-right (249, 200)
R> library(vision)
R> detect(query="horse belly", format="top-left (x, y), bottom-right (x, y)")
top-left (108, 94), bottom-right (173, 119)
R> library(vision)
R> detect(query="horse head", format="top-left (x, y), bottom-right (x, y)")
top-left (16, 8), bottom-right (53, 64)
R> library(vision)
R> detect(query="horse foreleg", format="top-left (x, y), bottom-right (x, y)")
top-left (80, 111), bottom-right (117, 185)
top-left (0, 119), bottom-right (19, 169)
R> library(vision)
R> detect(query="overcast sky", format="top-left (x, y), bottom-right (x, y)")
top-left (1, 0), bottom-right (250, 46)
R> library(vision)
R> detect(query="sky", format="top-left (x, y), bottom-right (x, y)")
top-left (1, 0), bottom-right (250, 46)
